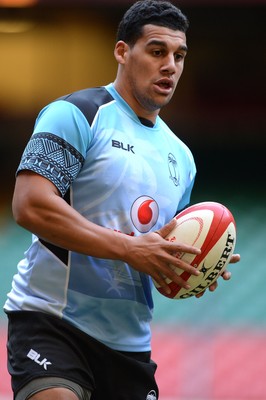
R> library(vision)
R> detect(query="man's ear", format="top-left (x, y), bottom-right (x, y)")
top-left (114, 41), bottom-right (129, 64)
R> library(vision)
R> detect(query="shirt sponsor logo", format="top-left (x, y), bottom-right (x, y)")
top-left (131, 196), bottom-right (159, 233)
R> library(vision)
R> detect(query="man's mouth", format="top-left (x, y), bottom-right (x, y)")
top-left (154, 79), bottom-right (174, 93)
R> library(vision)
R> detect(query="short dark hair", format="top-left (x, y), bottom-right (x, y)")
top-left (116, 0), bottom-right (189, 46)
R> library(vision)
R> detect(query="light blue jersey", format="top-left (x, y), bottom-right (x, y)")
top-left (4, 83), bottom-right (196, 352)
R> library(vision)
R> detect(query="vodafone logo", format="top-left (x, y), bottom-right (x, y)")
top-left (131, 196), bottom-right (159, 233)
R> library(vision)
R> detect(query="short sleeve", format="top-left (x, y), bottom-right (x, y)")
top-left (17, 101), bottom-right (92, 197)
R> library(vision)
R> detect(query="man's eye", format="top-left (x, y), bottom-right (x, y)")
top-left (175, 53), bottom-right (185, 61)
top-left (153, 50), bottom-right (162, 56)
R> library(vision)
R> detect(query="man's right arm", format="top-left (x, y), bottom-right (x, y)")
top-left (13, 170), bottom-right (200, 294)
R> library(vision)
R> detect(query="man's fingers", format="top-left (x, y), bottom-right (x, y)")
top-left (155, 218), bottom-right (177, 238)
top-left (221, 270), bottom-right (232, 280)
top-left (152, 270), bottom-right (191, 295)
top-left (229, 253), bottom-right (241, 264)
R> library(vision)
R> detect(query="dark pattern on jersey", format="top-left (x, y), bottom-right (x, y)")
top-left (17, 132), bottom-right (85, 196)
top-left (58, 87), bottom-right (114, 126)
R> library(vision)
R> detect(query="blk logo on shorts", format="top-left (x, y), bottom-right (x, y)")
top-left (27, 348), bottom-right (52, 370)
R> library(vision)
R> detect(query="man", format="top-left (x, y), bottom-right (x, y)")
top-left (4, 1), bottom-right (240, 399)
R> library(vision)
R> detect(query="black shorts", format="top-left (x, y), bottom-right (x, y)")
top-left (6, 311), bottom-right (159, 400)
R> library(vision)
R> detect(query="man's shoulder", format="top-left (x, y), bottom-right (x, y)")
top-left (57, 86), bottom-right (115, 125)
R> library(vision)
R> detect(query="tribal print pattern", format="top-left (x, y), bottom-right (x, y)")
top-left (17, 132), bottom-right (84, 196)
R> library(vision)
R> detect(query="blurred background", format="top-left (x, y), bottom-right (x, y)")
top-left (0, 0), bottom-right (265, 399)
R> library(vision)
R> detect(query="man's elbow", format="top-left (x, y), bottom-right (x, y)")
top-left (12, 194), bottom-right (34, 229)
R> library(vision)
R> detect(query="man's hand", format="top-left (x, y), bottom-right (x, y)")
top-left (195, 253), bottom-right (241, 298)
top-left (124, 219), bottom-right (201, 295)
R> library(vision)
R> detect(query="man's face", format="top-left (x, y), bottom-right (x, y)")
top-left (116, 24), bottom-right (187, 119)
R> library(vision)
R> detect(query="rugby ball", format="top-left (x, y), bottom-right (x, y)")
top-left (153, 201), bottom-right (236, 299)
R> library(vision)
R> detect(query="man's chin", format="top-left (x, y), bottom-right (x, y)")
top-left (155, 95), bottom-right (173, 109)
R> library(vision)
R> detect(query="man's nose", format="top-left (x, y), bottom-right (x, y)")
top-left (161, 55), bottom-right (176, 74)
